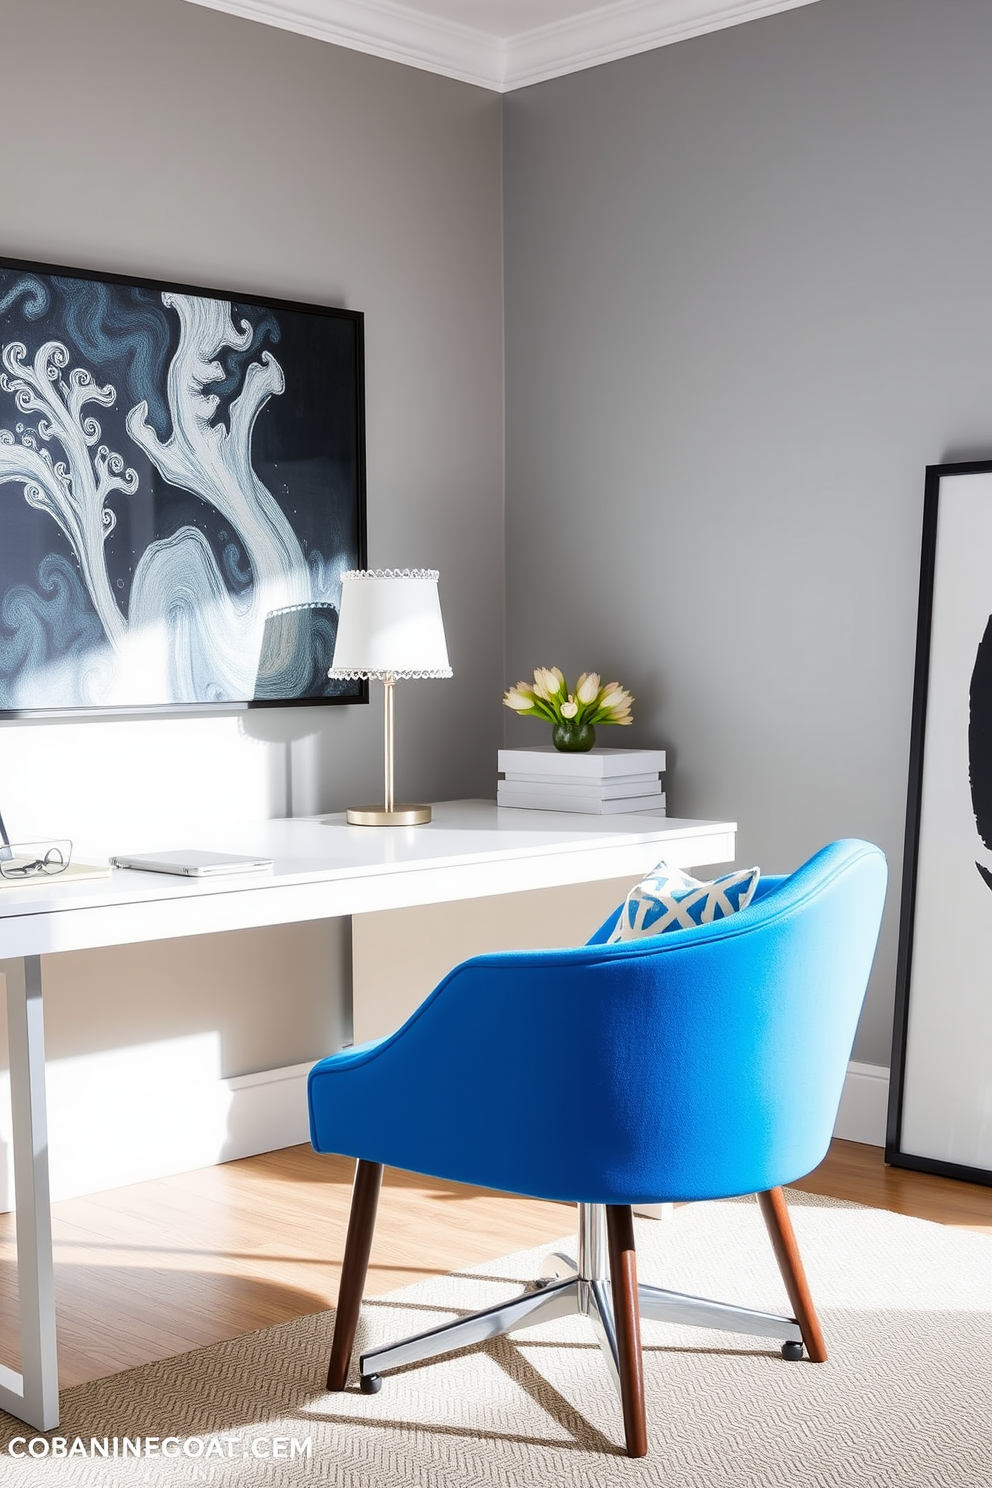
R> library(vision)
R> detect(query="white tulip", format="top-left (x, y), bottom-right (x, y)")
top-left (533, 667), bottom-right (564, 699)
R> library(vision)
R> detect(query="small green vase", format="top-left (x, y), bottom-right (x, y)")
top-left (551, 720), bottom-right (596, 753)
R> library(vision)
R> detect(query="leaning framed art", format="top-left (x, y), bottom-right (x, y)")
top-left (887, 459), bottom-right (992, 1184)
top-left (0, 255), bottom-right (367, 714)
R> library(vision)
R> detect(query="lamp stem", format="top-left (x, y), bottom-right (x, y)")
top-left (383, 674), bottom-right (395, 814)
top-left (344, 671), bottom-right (430, 826)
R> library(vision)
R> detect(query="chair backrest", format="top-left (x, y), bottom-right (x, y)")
top-left (309, 840), bottom-right (886, 1206)
top-left (570, 837), bottom-right (887, 1200)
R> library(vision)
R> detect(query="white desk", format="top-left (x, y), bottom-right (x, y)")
top-left (0, 800), bottom-right (735, 1429)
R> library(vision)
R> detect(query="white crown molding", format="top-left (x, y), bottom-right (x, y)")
top-left (504, 0), bottom-right (822, 90)
top-left (182, 0), bottom-right (506, 89)
top-left (182, 0), bottom-right (823, 92)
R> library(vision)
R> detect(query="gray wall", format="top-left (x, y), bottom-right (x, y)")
top-left (0, 0), bottom-right (505, 826)
top-left (10, 0), bottom-right (990, 1084)
top-left (503, 0), bottom-right (992, 1065)
top-left (0, 0), bottom-right (503, 1078)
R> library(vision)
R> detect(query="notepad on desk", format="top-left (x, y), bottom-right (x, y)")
top-left (110, 850), bottom-right (274, 878)
top-left (0, 861), bottom-right (112, 889)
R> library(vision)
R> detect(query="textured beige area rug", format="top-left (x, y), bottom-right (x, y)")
top-left (1, 1191), bottom-right (990, 1486)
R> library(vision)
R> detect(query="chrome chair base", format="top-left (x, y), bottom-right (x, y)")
top-left (358, 1203), bottom-right (803, 1395)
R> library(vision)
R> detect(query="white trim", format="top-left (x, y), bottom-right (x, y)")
top-left (833, 1060), bottom-right (889, 1148)
top-left (0, 1056), bottom-right (313, 1211)
top-left (182, 0), bottom-right (823, 91)
top-left (505, 0), bottom-right (820, 90)
top-left (182, 0), bottom-right (505, 89)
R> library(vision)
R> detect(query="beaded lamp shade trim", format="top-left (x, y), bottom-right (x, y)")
top-left (341, 568), bottom-right (439, 581)
top-left (327, 668), bottom-right (452, 679)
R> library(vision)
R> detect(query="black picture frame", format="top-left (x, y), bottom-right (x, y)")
top-left (887, 459), bottom-right (992, 1186)
top-left (0, 254), bottom-right (367, 716)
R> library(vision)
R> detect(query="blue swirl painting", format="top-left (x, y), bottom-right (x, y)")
top-left (0, 258), bottom-right (365, 712)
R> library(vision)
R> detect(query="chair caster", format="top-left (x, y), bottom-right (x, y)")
top-left (781, 1341), bottom-right (804, 1361)
top-left (359, 1373), bottom-right (382, 1394)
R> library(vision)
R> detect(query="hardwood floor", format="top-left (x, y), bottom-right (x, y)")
top-left (792, 1138), bottom-right (992, 1234)
top-left (0, 1147), bottom-right (569, 1389)
top-left (1, 1138), bottom-right (989, 1390)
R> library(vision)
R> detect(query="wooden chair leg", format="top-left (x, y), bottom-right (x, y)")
top-left (327, 1159), bottom-right (384, 1391)
top-left (757, 1186), bottom-right (827, 1363)
top-left (606, 1205), bottom-right (648, 1458)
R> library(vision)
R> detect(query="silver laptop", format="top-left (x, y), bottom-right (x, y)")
top-left (110, 850), bottom-right (274, 878)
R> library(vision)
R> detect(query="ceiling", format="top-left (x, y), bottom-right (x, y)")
top-left (183, 0), bottom-right (822, 92)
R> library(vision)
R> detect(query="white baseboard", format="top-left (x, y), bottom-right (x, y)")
top-left (832, 1060), bottom-right (889, 1147)
top-left (0, 1047), bottom-right (312, 1212)
top-left (0, 1056), bottom-right (887, 1213)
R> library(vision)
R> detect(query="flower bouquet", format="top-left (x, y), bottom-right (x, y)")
top-left (503, 668), bottom-right (634, 752)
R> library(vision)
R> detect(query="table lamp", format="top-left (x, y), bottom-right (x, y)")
top-left (328, 569), bottom-right (452, 826)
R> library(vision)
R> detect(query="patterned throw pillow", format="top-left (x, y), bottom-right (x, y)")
top-left (607, 861), bottom-right (760, 942)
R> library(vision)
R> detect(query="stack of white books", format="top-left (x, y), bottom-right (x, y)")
top-left (497, 746), bottom-right (666, 815)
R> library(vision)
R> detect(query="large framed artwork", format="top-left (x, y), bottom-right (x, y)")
top-left (0, 255), bottom-right (367, 714)
top-left (887, 460), bottom-right (992, 1185)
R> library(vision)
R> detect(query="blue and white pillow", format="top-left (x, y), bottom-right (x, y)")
top-left (608, 861), bottom-right (760, 942)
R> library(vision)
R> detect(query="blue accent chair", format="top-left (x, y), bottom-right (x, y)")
top-left (309, 839), bottom-right (886, 1458)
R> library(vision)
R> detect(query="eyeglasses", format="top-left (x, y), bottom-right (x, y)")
top-left (0, 841), bottom-right (72, 881)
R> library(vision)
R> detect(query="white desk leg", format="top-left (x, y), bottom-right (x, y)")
top-left (0, 956), bottom-right (59, 1430)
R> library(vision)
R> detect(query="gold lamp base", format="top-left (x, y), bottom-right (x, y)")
top-left (344, 674), bottom-right (434, 826)
top-left (346, 804), bottom-right (432, 827)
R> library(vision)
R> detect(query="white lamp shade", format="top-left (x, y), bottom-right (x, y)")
top-left (328, 569), bottom-right (452, 680)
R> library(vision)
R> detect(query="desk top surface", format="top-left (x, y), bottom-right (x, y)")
top-left (0, 799), bottom-right (736, 929)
